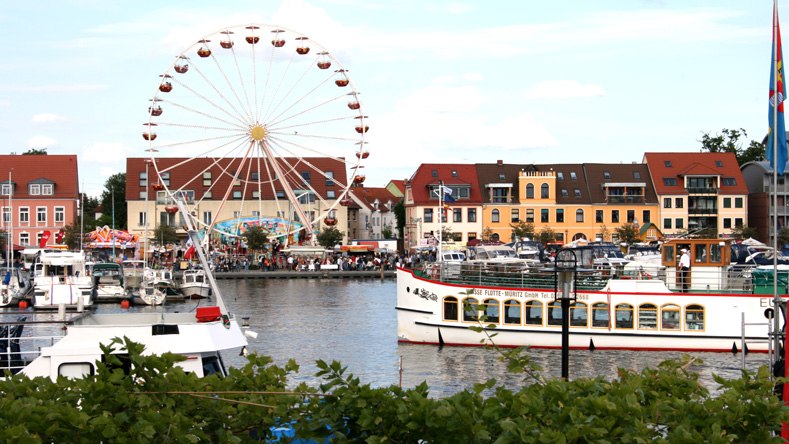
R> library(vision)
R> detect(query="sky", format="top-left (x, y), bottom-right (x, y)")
top-left (0, 0), bottom-right (781, 197)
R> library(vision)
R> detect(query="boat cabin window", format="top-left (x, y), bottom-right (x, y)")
top-left (709, 244), bottom-right (723, 263)
top-left (592, 302), bottom-right (610, 327)
top-left (661, 304), bottom-right (681, 330)
top-left (462, 297), bottom-right (479, 322)
top-left (503, 300), bottom-right (521, 325)
top-left (638, 304), bottom-right (658, 329)
top-left (685, 304), bottom-right (705, 331)
top-left (58, 362), bottom-right (94, 379)
top-left (443, 297), bottom-right (459, 321)
top-left (615, 304), bottom-right (634, 329)
top-left (547, 301), bottom-right (562, 326)
top-left (662, 245), bottom-right (675, 264)
top-left (694, 245), bottom-right (707, 264)
top-left (202, 355), bottom-right (225, 377)
top-left (524, 300), bottom-right (543, 325)
top-left (570, 302), bottom-right (587, 327)
top-left (482, 299), bottom-right (499, 323)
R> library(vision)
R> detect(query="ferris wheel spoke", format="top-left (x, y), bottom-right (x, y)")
top-left (265, 76), bottom-right (339, 126)
top-left (195, 48), bottom-right (255, 125)
top-left (266, 134), bottom-right (345, 164)
top-left (169, 74), bottom-right (249, 127)
top-left (156, 135), bottom-right (249, 172)
top-left (259, 47), bottom-right (304, 124)
top-left (160, 99), bottom-right (247, 131)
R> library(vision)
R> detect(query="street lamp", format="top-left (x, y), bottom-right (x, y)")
top-left (554, 248), bottom-right (579, 380)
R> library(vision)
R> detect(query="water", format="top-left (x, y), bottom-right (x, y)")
top-left (157, 278), bottom-right (770, 398)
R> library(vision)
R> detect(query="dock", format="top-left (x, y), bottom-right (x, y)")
top-left (178, 270), bottom-right (396, 280)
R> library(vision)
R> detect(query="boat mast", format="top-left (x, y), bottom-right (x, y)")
top-left (6, 170), bottom-right (11, 270)
top-left (437, 180), bottom-right (443, 262)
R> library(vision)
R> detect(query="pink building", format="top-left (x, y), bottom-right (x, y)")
top-left (0, 154), bottom-right (80, 248)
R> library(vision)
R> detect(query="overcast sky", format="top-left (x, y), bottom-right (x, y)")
top-left (0, 0), bottom-right (778, 196)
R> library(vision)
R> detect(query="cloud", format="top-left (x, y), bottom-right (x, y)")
top-left (32, 113), bottom-right (67, 123)
top-left (526, 80), bottom-right (606, 100)
top-left (26, 135), bottom-right (57, 149)
top-left (82, 142), bottom-right (133, 164)
top-left (395, 84), bottom-right (486, 113)
top-left (0, 84), bottom-right (108, 93)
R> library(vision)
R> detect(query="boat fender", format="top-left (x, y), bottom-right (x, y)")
top-left (731, 342), bottom-right (738, 354)
top-left (437, 328), bottom-right (444, 347)
top-left (743, 343), bottom-right (749, 355)
top-left (589, 338), bottom-right (595, 351)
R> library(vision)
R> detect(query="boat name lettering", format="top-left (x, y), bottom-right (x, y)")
top-left (470, 289), bottom-right (587, 301)
top-left (418, 289), bottom-right (437, 302)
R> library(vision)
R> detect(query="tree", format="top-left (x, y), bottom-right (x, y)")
top-left (381, 225), bottom-right (393, 240)
top-left (731, 224), bottom-right (759, 241)
top-left (614, 223), bottom-right (640, 246)
top-left (598, 224), bottom-right (610, 242)
top-left (779, 227), bottom-right (789, 247)
top-left (62, 224), bottom-right (85, 250)
top-left (22, 148), bottom-right (47, 155)
top-left (482, 227), bottom-right (494, 241)
top-left (393, 200), bottom-right (405, 239)
top-left (152, 224), bottom-right (179, 245)
top-left (96, 173), bottom-right (127, 230)
top-left (242, 226), bottom-right (268, 252)
top-left (510, 221), bottom-right (535, 241)
top-left (436, 226), bottom-right (454, 242)
top-left (699, 128), bottom-right (765, 165)
top-left (537, 227), bottom-right (556, 244)
top-left (316, 227), bottom-right (344, 249)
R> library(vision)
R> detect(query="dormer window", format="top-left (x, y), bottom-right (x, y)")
top-left (557, 172), bottom-right (564, 180)
top-left (664, 160), bottom-right (672, 167)
top-left (0, 183), bottom-right (12, 196)
top-left (42, 184), bottom-right (53, 195)
top-left (431, 169), bottom-right (438, 177)
top-left (715, 160), bottom-right (723, 167)
top-left (633, 171), bottom-right (641, 179)
top-left (603, 171), bottom-right (611, 180)
top-left (29, 184), bottom-right (40, 195)
top-left (451, 170), bottom-right (458, 177)
top-left (570, 172), bottom-right (577, 181)
top-left (499, 173), bottom-right (505, 181)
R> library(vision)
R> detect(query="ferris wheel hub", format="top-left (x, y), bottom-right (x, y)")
top-left (249, 124), bottom-right (268, 141)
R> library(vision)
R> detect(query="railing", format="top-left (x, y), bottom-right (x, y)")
top-left (606, 196), bottom-right (644, 204)
top-left (687, 207), bottom-right (718, 215)
top-left (686, 187), bottom-right (718, 194)
top-left (0, 312), bottom-right (82, 375)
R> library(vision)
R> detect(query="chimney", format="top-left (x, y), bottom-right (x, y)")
top-left (497, 159), bottom-right (503, 167)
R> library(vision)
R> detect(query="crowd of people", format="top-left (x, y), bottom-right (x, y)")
top-left (207, 250), bottom-right (434, 273)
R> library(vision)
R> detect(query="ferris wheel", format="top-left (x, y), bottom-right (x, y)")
top-left (142, 24), bottom-right (368, 245)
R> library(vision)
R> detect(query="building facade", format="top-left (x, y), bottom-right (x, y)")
top-left (741, 160), bottom-right (789, 245)
top-left (0, 154), bottom-right (80, 248)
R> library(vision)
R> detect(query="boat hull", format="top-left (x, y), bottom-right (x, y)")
top-left (396, 267), bottom-right (775, 353)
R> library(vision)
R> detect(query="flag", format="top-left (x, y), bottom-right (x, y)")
top-left (769, 3), bottom-right (788, 175)
top-left (443, 187), bottom-right (456, 203)
top-left (39, 230), bottom-right (51, 248)
top-left (184, 237), bottom-right (196, 260)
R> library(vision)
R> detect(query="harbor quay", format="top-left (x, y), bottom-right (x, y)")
top-left (176, 269), bottom-right (396, 280)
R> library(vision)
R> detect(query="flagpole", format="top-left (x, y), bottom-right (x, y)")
top-left (773, 0), bottom-right (782, 364)
top-left (437, 180), bottom-right (443, 263)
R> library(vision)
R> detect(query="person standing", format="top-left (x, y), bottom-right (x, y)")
top-left (679, 248), bottom-right (691, 292)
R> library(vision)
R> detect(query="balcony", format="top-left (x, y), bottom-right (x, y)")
top-left (606, 195), bottom-right (643, 204)
top-left (686, 187), bottom-right (718, 195)
top-left (688, 207), bottom-right (718, 215)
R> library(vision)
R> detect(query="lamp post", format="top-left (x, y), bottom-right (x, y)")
top-left (554, 248), bottom-right (579, 380)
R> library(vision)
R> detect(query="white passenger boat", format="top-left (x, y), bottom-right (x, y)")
top-left (397, 238), bottom-right (777, 353)
top-left (31, 250), bottom-right (93, 310)
top-left (180, 269), bottom-right (211, 299)
top-left (90, 262), bottom-right (127, 303)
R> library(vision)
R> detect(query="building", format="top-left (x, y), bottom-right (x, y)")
top-left (125, 157), bottom-right (349, 245)
top-left (347, 186), bottom-right (399, 240)
top-left (643, 152), bottom-right (748, 238)
top-left (741, 160), bottom-right (789, 245)
top-left (0, 154), bottom-right (80, 248)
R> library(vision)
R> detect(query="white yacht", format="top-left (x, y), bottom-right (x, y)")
top-left (180, 268), bottom-right (212, 299)
top-left (31, 250), bottom-right (93, 309)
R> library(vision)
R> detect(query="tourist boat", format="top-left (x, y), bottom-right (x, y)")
top-left (91, 262), bottom-right (127, 303)
top-left (180, 269), bottom-right (212, 299)
top-left (396, 238), bottom-right (777, 353)
top-left (31, 250), bottom-right (94, 310)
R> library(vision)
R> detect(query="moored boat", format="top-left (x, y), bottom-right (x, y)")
top-left (397, 238), bottom-right (777, 353)
top-left (31, 250), bottom-right (93, 310)
top-left (180, 268), bottom-right (211, 299)
top-left (91, 262), bottom-right (127, 303)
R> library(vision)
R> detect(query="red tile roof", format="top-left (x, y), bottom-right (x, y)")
top-left (408, 163), bottom-right (482, 205)
top-left (0, 154), bottom-right (79, 198)
top-left (643, 152), bottom-right (748, 195)
top-left (351, 186), bottom-right (398, 212)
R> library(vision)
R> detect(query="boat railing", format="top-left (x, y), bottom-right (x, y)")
top-left (421, 261), bottom-right (761, 294)
top-left (0, 312), bottom-right (87, 375)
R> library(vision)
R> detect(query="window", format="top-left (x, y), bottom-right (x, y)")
top-left (627, 210), bottom-right (635, 223)
top-left (233, 211), bottom-right (241, 219)
top-left (525, 300), bottom-right (543, 325)
top-left (451, 169), bottom-right (458, 177)
top-left (663, 198), bottom-right (672, 208)
top-left (36, 207), bottom-right (46, 224)
top-left (595, 210), bottom-right (604, 223)
top-left (576, 209), bottom-right (584, 223)
top-left (232, 191), bottom-right (242, 199)
top-left (202, 171), bottom-right (212, 186)
top-left (0, 184), bottom-right (11, 195)
top-left (160, 211), bottom-right (175, 227)
top-left (467, 208), bottom-right (477, 222)
top-left (138, 212), bottom-right (147, 227)
top-left (526, 184), bottom-right (534, 199)
top-left (443, 297), bottom-right (459, 321)
top-left (482, 299), bottom-right (500, 323)
top-left (735, 218), bottom-right (743, 227)
top-left (663, 178), bottom-right (677, 186)
top-left (642, 210), bottom-right (651, 224)
top-left (301, 171), bottom-right (311, 183)
top-left (557, 172), bottom-right (564, 180)
top-left (661, 304), bottom-right (681, 330)
top-left (723, 197), bottom-right (731, 208)
top-left (54, 207), bottom-right (65, 224)
top-left (491, 209), bottom-right (500, 223)
top-left (723, 218), bottom-right (732, 229)
top-left (526, 209), bottom-right (534, 223)
top-left (19, 207), bottom-right (29, 225)
top-left (202, 211), bottom-right (212, 226)
top-left (715, 160), bottom-right (724, 167)
top-left (454, 208), bottom-right (462, 223)
top-left (203, 191), bottom-right (212, 199)
top-left (663, 218), bottom-right (672, 229)
top-left (560, 189), bottom-right (568, 197)
top-left (503, 300), bottom-right (521, 325)
top-left (685, 304), bottom-right (704, 330)
top-left (42, 184), bottom-right (53, 195)
top-left (431, 169), bottom-right (438, 178)
top-left (638, 304), bottom-right (657, 329)
top-left (675, 218), bottom-right (684, 229)
top-left (29, 184), bottom-right (41, 195)
top-left (424, 208), bottom-right (433, 223)
top-left (325, 171), bottom-right (334, 186)
top-left (139, 171), bottom-right (148, 187)
top-left (327, 190), bottom-right (336, 199)
top-left (592, 303), bottom-right (609, 328)
top-left (160, 172), bottom-right (170, 186)
top-left (570, 302), bottom-right (587, 327)
top-left (540, 209), bottom-right (549, 223)
top-left (540, 183), bottom-right (549, 198)
top-left (462, 298), bottom-right (479, 322)
top-left (491, 187), bottom-right (508, 203)
top-left (603, 171), bottom-right (611, 180)
top-left (570, 172), bottom-right (577, 180)
top-left (139, 191), bottom-right (146, 199)
top-left (664, 160), bottom-right (672, 167)
top-left (1, 207), bottom-right (9, 224)
top-left (675, 198), bottom-right (683, 208)
top-left (19, 232), bottom-right (29, 246)
top-left (735, 197), bottom-right (743, 208)
top-left (611, 210), bottom-right (619, 223)
top-left (722, 177), bottom-right (736, 186)
top-left (574, 189), bottom-right (581, 198)
top-left (510, 209), bottom-right (519, 223)
top-left (498, 173), bottom-right (505, 181)
top-left (633, 171), bottom-right (641, 179)
top-left (547, 301), bottom-right (562, 326)
top-left (556, 208), bottom-right (564, 223)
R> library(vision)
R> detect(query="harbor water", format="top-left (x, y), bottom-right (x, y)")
top-left (153, 278), bottom-right (771, 397)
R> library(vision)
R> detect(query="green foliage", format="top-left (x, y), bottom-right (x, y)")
top-left (731, 224), bottom-right (759, 241)
top-left (699, 128), bottom-right (765, 165)
top-left (0, 337), bottom-right (785, 442)
top-left (381, 225), bottom-right (394, 240)
top-left (537, 227), bottom-right (556, 244)
top-left (241, 225), bottom-right (268, 251)
top-left (510, 220), bottom-right (535, 241)
top-left (152, 224), bottom-right (179, 245)
top-left (62, 224), bottom-right (84, 250)
top-left (22, 148), bottom-right (47, 155)
top-left (393, 199), bottom-right (405, 238)
top-left (316, 226), bottom-right (344, 249)
top-left (97, 173), bottom-right (127, 230)
top-left (614, 223), bottom-right (639, 245)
